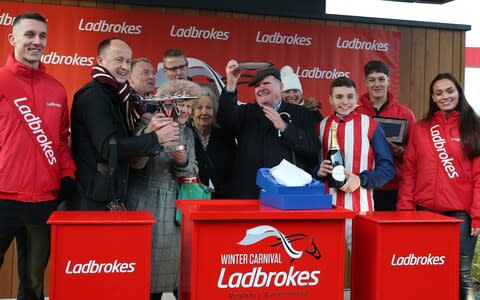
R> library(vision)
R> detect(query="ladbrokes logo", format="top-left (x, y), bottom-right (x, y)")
top-left (391, 253), bottom-right (446, 266)
top-left (217, 225), bottom-right (321, 289)
top-left (41, 51), bottom-right (94, 67)
top-left (256, 31), bottom-right (312, 46)
top-left (65, 259), bottom-right (136, 274)
top-left (0, 12), bottom-right (15, 26)
top-left (336, 36), bottom-right (389, 52)
top-left (294, 66), bottom-right (350, 80)
top-left (170, 25), bottom-right (230, 40)
top-left (430, 124), bottom-right (459, 179)
top-left (78, 18), bottom-right (142, 35)
top-left (14, 97), bottom-right (57, 165)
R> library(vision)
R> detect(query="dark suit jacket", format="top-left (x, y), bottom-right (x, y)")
top-left (70, 80), bottom-right (161, 209)
top-left (217, 90), bottom-right (321, 199)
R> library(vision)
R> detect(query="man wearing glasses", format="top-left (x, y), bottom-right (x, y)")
top-left (162, 48), bottom-right (189, 80)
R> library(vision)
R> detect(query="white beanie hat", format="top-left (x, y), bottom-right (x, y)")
top-left (280, 65), bottom-right (303, 93)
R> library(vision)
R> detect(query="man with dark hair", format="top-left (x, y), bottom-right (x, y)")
top-left (70, 38), bottom-right (180, 210)
top-left (356, 60), bottom-right (416, 211)
top-left (217, 59), bottom-right (320, 198)
top-left (0, 12), bottom-right (76, 300)
top-left (162, 48), bottom-right (188, 80)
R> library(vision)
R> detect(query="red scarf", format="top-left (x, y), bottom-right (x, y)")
top-left (91, 65), bottom-right (144, 133)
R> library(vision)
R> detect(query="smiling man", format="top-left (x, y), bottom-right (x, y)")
top-left (129, 57), bottom-right (156, 99)
top-left (0, 12), bottom-right (76, 300)
top-left (70, 38), bottom-right (180, 211)
top-left (216, 59), bottom-right (321, 198)
top-left (356, 60), bottom-right (416, 211)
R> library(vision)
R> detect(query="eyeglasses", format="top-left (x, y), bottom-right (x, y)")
top-left (164, 64), bottom-right (188, 72)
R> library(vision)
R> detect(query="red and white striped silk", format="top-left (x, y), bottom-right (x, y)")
top-left (319, 113), bottom-right (377, 213)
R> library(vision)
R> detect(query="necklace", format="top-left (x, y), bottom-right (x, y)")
top-left (201, 133), bottom-right (210, 149)
top-left (197, 128), bottom-right (210, 150)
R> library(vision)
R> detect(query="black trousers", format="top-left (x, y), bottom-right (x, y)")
top-left (373, 189), bottom-right (398, 211)
top-left (416, 206), bottom-right (478, 300)
top-left (0, 199), bottom-right (57, 300)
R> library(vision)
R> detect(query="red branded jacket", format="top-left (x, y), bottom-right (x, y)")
top-left (397, 111), bottom-right (480, 227)
top-left (356, 92), bottom-right (416, 190)
top-left (0, 54), bottom-right (76, 202)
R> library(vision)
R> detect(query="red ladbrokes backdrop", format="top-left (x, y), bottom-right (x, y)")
top-left (0, 2), bottom-right (400, 115)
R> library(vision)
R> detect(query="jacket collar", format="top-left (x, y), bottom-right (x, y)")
top-left (358, 91), bottom-right (396, 112)
top-left (332, 111), bottom-right (357, 123)
top-left (432, 110), bottom-right (460, 124)
top-left (6, 53), bottom-right (46, 78)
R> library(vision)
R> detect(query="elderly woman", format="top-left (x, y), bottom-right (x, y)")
top-left (189, 85), bottom-right (237, 199)
top-left (126, 80), bottom-right (200, 300)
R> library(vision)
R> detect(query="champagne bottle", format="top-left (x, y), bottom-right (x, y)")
top-left (327, 123), bottom-right (346, 188)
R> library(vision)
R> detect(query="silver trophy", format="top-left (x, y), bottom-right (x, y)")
top-left (141, 80), bottom-right (200, 153)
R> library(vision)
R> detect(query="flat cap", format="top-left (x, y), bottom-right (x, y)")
top-left (248, 67), bottom-right (281, 87)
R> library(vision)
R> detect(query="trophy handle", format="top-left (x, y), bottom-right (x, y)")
top-left (159, 99), bottom-right (180, 120)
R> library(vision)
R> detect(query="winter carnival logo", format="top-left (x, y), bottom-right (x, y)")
top-left (217, 225), bottom-right (321, 289)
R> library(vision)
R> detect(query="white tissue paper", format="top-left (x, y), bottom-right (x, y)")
top-left (270, 159), bottom-right (313, 187)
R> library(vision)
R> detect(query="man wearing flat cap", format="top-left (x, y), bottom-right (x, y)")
top-left (217, 59), bottom-right (321, 198)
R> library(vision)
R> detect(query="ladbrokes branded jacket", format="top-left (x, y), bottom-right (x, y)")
top-left (397, 111), bottom-right (480, 227)
top-left (356, 92), bottom-right (416, 190)
top-left (319, 113), bottom-right (395, 212)
top-left (0, 54), bottom-right (76, 202)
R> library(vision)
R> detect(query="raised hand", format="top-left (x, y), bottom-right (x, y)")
top-left (225, 59), bottom-right (243, 92)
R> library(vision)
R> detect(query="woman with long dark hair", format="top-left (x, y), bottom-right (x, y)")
top-left (398, 73), bottom-right (480, 300)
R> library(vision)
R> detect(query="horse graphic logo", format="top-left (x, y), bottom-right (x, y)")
top-left (238, 225), bottom-right (321, 262)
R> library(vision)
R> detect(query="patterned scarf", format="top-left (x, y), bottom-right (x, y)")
top-left (91, 65), bottom-right (144, 133)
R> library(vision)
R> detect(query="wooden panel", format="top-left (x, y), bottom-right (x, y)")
top-left (338, 21), bottom-right (357, 28)
top-left (325, 20), bottom-right (341, 27)
top-left (399, 27), bottom-right (413, 110)
top-left (0, 242), bottom-right (15, 297)
top-left (411, 27), bottom-right (428, 119)
top-left (78, 1), bottom-right (96, 8)
top-left (310, 19), bottom-right (327, 25)
top-left (370, 24), bottom-right (385, 30)
top-left (439, 30), bottom-right (454, 74)
top-left (453, 31), bottom-right (466, 81)
top-left (11, 242), bottom-right (18, 296)
top-left (61, 0), bottom-right (79, 5)
top-left (424, 28), bottom-right (440, 109)
top-left (384, 25), bottom-right (399, 31)
top-left (353, 22), bottom-right (370, 29)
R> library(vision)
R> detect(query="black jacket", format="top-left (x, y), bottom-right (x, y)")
top-left (70, 80), bottom-right (161, 210)
top-left (190, 123), bottom-right (237, 199)
top-left (217, 90), bottom-right (321, 199)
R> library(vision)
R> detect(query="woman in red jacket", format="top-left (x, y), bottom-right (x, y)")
top-left (398, 73), bottom-right (480, 300)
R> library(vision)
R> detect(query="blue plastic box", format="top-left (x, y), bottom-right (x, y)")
top-left (256, 168), bottom-right (332, 210)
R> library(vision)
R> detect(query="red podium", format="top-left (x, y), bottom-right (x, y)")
top-left (351, 211), bottom-right (461, 300)
top-left (47, 211), bottom-right (155, 300)
top-left (176, 200), bottom-right (354, 300)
